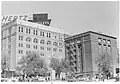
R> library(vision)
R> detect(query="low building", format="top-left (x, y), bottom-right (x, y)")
top-left (65, 31), bottom-right (119, 78)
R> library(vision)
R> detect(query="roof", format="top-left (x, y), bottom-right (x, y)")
top-left (2, 19), bottom-right (65, 34)
top-left (65, 31), bottom-right (117, 40)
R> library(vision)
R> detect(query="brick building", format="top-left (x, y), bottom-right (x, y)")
top-left (65, 31), bottom-right (118, 77)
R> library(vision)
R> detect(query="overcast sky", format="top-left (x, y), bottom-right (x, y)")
top-left (2, 1), bottom-right (119, 46)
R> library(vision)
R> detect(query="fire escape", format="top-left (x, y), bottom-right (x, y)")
top-left (66, 39), bottom-right (83, 74)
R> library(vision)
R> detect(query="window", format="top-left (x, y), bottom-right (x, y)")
top-left (33, 30), bottom-right (35, 35)
top-left (33, 38), bottom-right (38, 43)
top-left (47, 41), bottom-right (51, 45)
top-left (40, 46), bottom-right (44, 50)
top-left (43, 32), bottom-right (44, 36)
top-left (26, 28), bottom-right (28, 33)
top-left (29, 29), bottom-right (31, 34)
top-left (47, 33), bottom-right (48, 37)
top-left (59, 35), bottom-right (62, 40)
top-left (21, 27), bottom-right (23, 32)
top-left (19, 36), bottom-right (23, 41)
top-left (59, 49), bottom-right (62, 52)
top-left (47, 47), bottom-right (51, 51)
top-left (40, 39), bottom-right (45, 44)
top-left (103, 44), bottom-right (106, 52)
top-left (98, 43), bottom-right (102, 53)
top-left (53, 48), bottom-right (57, 52)
top-left (36, 30), bottom-right (38, 35)
top-left (49, 33), bottom-right (51, 38)
top-left (26, 51), bottom-right (31, 55)
top-left (40, 31), bottom-right (42, 36)
top-left (26, 51), bottom-right (28, 55)
top-left (26, 37), bottom-right (31, 42)
top-left (18, 50), bottom-right (23, 54)
top-left (103, 39), bottom-right (106, 43)
top-left (107, 45), bottom-right (111, 52)
top-left (26, 44), bottom-right (30, 48)
top-left (107, 40), bottom-right (111, 44)
top-left (40, 52), bottom-right (44, 56)
top-left (19, 43), bottom-right (23, 47)
top-left (98, 38), bottom-right (102, 42)
top-left (33, 45), bottom-right (37, 49)
top-left (18, 27), bottom-right (20, 32)
top-left (55, 36), bottom-right (57, 39)
top-left (59, 43), bottom-right (63, 47)
top-left (53, 42), bottom-right (58, 46)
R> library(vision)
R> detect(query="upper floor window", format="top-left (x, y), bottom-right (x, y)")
top-left (40, 46), bottom-right (44, 50)
top-left (19, 36), bottom-right (23, 41)
top-left (98, 38), bottom-right (102, 42)
top-left (18, 26), bottom-right (23, 32)
top-left (59, 43), bottom-right (63, 48)
top-left (47, 33), bottom-right (49, 37)
top-left (53, 42), bottom-right (58, 46)
top-left (47, 41), bottom-right (51, 45)
top-left (47, 47), bottom-right (51, 51)
top-left (18, 27), bottom-right (20, 32)
top-left (26, 44), bottom-right (30, 48)
top-left (33, 38), bottom-right (38, 43)
top-left (53, 48), bottom-right (57, 52)
top-left (40, 39), bottom-right (45, 44)
top-left (26, 50), bottom-right (31, 55)
top-left (33, 30), bottom-right (35, 35)
top-left (107, 45), bottom-right (111, 52)
top-left (103, 39), bottom-right (106, 43)
top-left (18, 50), bottom-right (23, 54)
top-left (19, 43), bottom-right (23, 47)
top-left (107, 40), bottom-right (111, 44)
top-left (59, 49), bottom-right (63, 52)
top-left (29, 29), bottom-right (31, 34)
top-left (36, 30), bottom-right (38, 35)
top-left (40, 31), bottom-right (42, 36)
top-left (21, 27), bottom-right (23, 32)
top-left (49, 33), bottom-right (51, 38)
top-left (59, 35), bottom-right (62, 40)
top-left (33, 45), bottom-right (38, 49)
top-left (26, 37), bottom-right (31, 42)
top-left (40, 52), bottom-right (44, 56)
top-left (43, 32), bottom-right (44, 36)
top-left (26, 28), bottom-right (28, 33)
top-left (55, 36), bottom-right (57, 39)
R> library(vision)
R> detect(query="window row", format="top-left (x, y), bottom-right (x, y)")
top-left (98, 38), bottom-right (111, 44)
top-left (18, 26), bottom-right (61, 39)
top-left (98, 43), bottom-right (111, 53)
top-left (19, 36), bottom-right (63, 47)
top-left (18, 43), bottom-right (63, 52)
top-left (19, 49), bottom-right (63, 56)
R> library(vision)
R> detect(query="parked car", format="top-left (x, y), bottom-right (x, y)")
top-left (11, 77), bottom-right (19, 82)
top-left (38, 77), bottom-right (46, 82)
top-left (67, 76), bottom-right (76, 82)
top-left (1, 78), bottom-right (8, 82)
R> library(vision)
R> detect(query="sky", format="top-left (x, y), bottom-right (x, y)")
top-left (1, 1), bottom-right (119, 46)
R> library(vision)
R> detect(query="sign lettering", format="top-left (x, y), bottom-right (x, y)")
top-left (1, 15), bottom-right (29, 26)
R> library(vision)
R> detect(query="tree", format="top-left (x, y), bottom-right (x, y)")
top-left (16, 52), bottom-right (48, 77)
top-left (1, 55), bottom-right (9, 72)
top-left (95, 53), bottom-right (112, 78)
top-left (60, 59), bottom-right (71, 73)
top-left (49, 57), bottom-right (62, 78)
top-left (49, 57), bottom-right (72, 79)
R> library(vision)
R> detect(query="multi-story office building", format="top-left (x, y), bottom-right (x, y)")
top-left (65, 31), bottom-right (118, 77)
top-left (1, 19), bottom-right (65, 70)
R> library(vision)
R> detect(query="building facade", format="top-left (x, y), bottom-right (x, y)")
top-left (65, 31), bottom-right (118, 77)
top-left (1, 19), bottom-right (65, 70)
